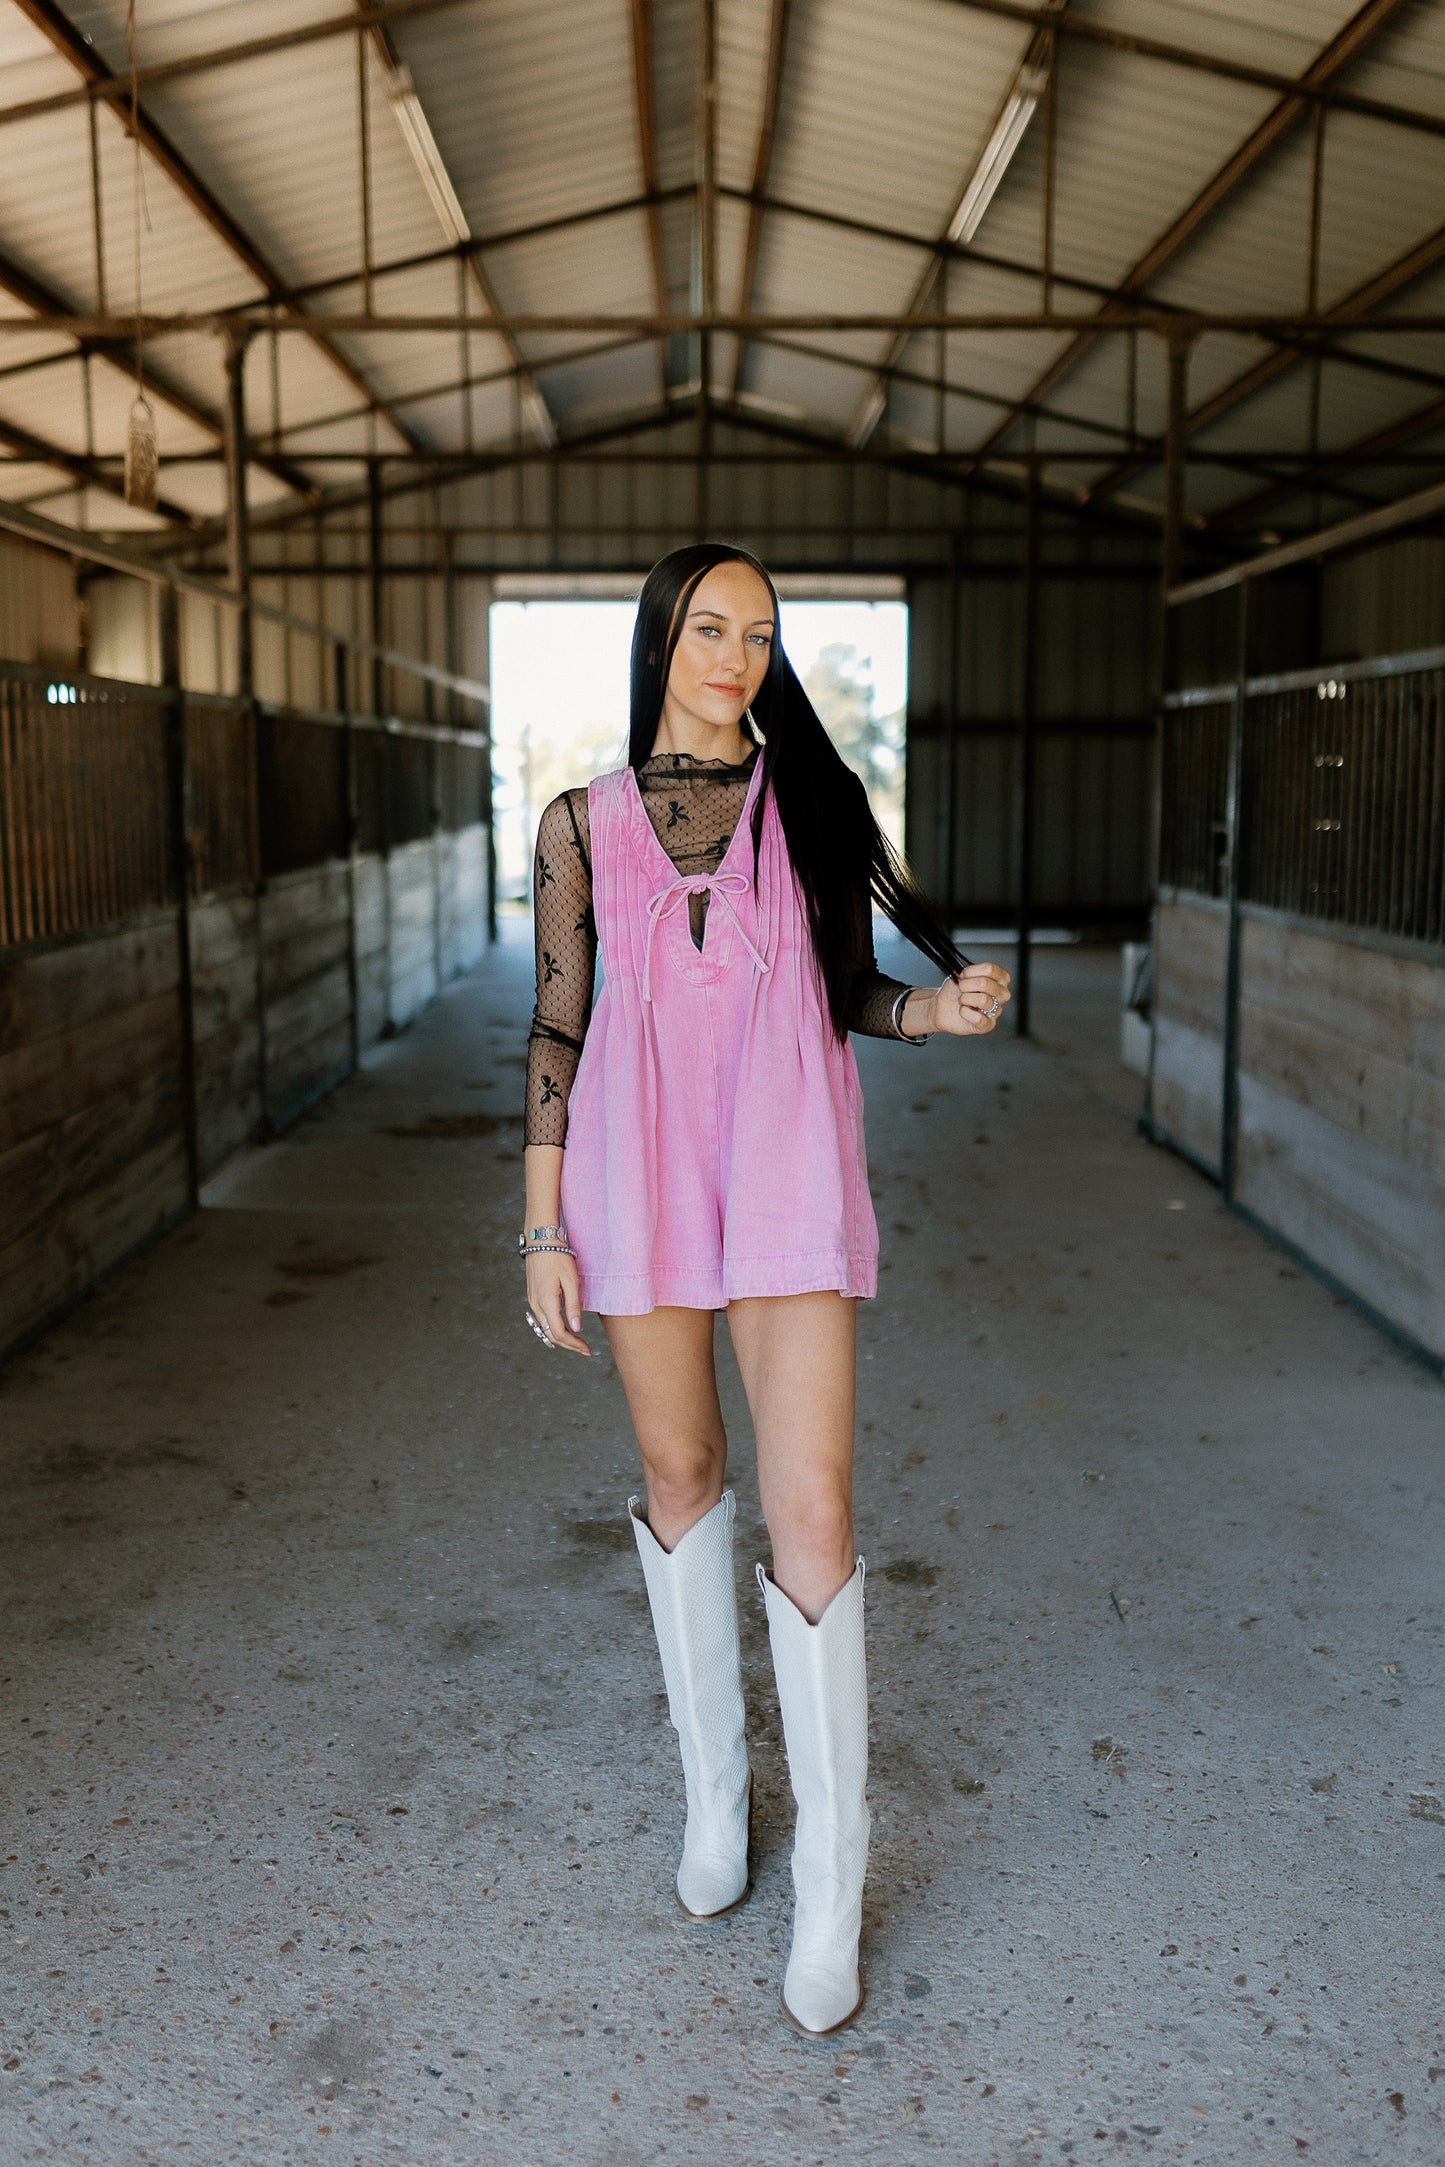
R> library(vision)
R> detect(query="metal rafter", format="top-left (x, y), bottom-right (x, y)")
top-left (0, 408), bottom-right (195, 524)
top-left (724, 184), bottom-right (1445, 401)
top-left (0, 239), bottom-right (318, 506)
top-left (940, 0), bottom-right (1445, 141)
top-left (728, 0), bottom-right (792, 405)
top-left (358, 4), bottom-right (555, 447)
top-left (1083, 218), bottom-right (1445, 508)
top-left (1203, 390), bottom-right (1445, 535)
top-left (628, 0), bottom-right (671, 402)
top-left (3, 0), bottom-right (1439, 143)
top-left (969, 0), bottom-right (1413, 469)
top-left (12, 307), bottom-right (1445, 336)
top-left (846, 5), bottom-right (1066, 449)
top-left (11, 0), bottom-right (424, 454)
top-left (0, 0), bottom-right (475, 130)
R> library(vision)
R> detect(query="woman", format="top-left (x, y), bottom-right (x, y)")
top-left (520, 542), bottom-right (1010, 2038)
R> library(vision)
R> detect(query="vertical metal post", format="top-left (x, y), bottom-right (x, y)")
top-left (161, 581), bottom-right (199, 1207)
top-left (442, 527), bottom-right (459, 729)
top-left (1220, 580), bottom-right (1252, 1202)
top-left (694, 0), bottom-right (716, 535)
top-left (1014, 463), bottom-right (1040, 1037)
top-left (1161, 331), bottom-right (1191, 605)
top-left (367, 459), bottom-right (394, 1031)
top-left (367, 458), bottom-right (386, 720)
top-left (935, 533), bottom-right (960, 925)
top-left (224, 328), bottom-right (267, 1138)
top-left (337, 638), bottom-right (361, 1071)
top-left (224, 332), bottom-right (253, 702)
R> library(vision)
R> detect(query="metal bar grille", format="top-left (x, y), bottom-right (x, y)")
top-left (0, 674), bottom-right (169, 946)
top-left (1158, 698), bottom-right (1231, 899)
top-left (2, 665), bottom-right (495, 952)
top-left (1239, 667), bottom-right (1445, 945)
top-left (186, 695), bottom-right (256, 897)
top-left (1161, 660), bottom-right (1445, 945)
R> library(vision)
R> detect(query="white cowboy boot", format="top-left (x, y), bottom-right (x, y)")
top-left (759, 1560), bottom-right (870, 2036)
top-left (630, 1490), bottom-right (752, 1920)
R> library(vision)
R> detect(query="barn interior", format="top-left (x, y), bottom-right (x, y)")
top-left (2, 2), bottom-right (1443, 2161)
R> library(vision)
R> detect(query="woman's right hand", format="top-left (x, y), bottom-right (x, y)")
top-left (524, 1248), bottom-right (591, 1356)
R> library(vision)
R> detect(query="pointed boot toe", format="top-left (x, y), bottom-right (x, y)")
top-left (781, 1954), bottom-right (865, 2038)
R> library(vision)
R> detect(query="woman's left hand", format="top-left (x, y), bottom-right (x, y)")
top-left (929, 961), bottom-right (1013, 1036)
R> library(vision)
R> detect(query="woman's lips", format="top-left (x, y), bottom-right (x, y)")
top-left (706, 682), bottom-right (746, 695)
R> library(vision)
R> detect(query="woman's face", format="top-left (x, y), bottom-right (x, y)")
top-left (662, 561), bottom-right (776, 739)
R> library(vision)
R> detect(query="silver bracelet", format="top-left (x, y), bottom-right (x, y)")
top-left (892, 986), bottom-right (928, 1043)
top-left (520, 1241), bottom-right (575, 1259)
top-left (517, 1223), bottom-right (568, 1253)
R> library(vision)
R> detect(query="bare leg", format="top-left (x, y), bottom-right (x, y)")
top-left (726, 1292), bottom-right (857, 1622)
top-left (602, 1306), bottom-right (728, 1551)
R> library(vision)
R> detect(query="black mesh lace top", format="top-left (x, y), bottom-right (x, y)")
top-left (525, 750), bottom-right (920, 1146)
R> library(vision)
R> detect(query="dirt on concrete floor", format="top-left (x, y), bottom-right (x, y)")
top-left (1, 931), bottom-right (1442, 2166)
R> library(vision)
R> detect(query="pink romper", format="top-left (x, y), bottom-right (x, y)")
top-left (559, 761), bottom-right (879, 1316)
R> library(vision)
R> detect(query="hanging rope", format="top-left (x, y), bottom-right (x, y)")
top-left (123, 0), bottom-right (157, 510)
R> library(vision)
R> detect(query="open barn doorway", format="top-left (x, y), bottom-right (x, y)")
top-left (488, 575), bottom-right (907, 910)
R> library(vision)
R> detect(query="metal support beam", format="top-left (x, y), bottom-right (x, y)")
top-left (729, 0), bottom-right (792, 405)
top-left (1084, 218), bottom-right (1445, 510)
top-left (1205, 389), bottom-right (1445, 536)
top-left (0, 0), bottom-right (477, 130)
top-left (1219, 581), bottom-right (1253, 1201)
top-left (1168, 473), bottom-right (1445, 606)
top-left (159, 580), bottom-right (200, 1208)
top-left (848, 12), bottom-right (1062, 450)
top-left (1014, 466), bottom-right (1040, 1036)
top-left (357, 5), bottom-right (555, 447)
top-left (937, 0), bottom-right (1445, 140)
top-left (223, 334), bottom-right (254, 701)
top-left (1161, 333), bottom-right (1191, 596)
top-left (695, 0), bottom-right (718, 464)
top-left (936, 533), bottom-right (961, 924)
top-left (628, 0), bottom-right (671, 404)
top-left (14, 308), bottom-right (1445, 338)
top-left (367, 459), bottom-right (386, 718)
top-left (11, 0), bottom-right (422, 452)
top-left (969, 0), bottom-right (1412, 467)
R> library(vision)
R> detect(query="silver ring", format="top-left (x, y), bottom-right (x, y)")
top-left (985, 997), bottom-right (1000, 1018)
top-left (525, 1309), bottom-right (555, 1349)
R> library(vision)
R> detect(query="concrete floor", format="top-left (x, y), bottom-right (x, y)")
top-left (3, 927), bottom-right (1443, 2167)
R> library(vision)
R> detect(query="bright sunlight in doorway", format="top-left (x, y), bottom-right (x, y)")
top-left (489, 593), bottom-right (908, 907)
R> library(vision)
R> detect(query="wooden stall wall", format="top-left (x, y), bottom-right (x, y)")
top-left (1149, 893), bottom-right (1227, 1178)
top-left (1234, 913), bottom-right (1445, 1358)
top-left (0, 916), bottom-right (190, 1357)
top-left (1, 654), bottom-right (491, 1365)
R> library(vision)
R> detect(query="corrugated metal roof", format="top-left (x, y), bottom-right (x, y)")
top-left (0, 0), bottom-right (1439, 546)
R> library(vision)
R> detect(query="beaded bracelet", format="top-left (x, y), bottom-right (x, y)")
top-left (520, 1241), bottom-right (575, 1259)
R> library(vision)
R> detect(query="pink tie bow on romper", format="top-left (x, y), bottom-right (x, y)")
top-left (640, 871), bottom-right (773, 1003)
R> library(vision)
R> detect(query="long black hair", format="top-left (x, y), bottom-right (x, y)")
top-left (628, 541), bottom-right (964, 1037)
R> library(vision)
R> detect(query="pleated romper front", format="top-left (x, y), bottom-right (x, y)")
top-left (559, 760), bottom-right (879, 1317)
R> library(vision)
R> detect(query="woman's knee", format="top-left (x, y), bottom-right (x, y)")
top-left (764, 1484), bottom-right (854, 1563)
top-left (639, 1434), bottom-right (726, 1518)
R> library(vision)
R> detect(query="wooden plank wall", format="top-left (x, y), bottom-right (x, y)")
top-left (1235, 912), bottom-right (1445, 1360)
top-left (1, 826), bottom-right (490, 1361)
top-left (1150, 892), bottom-right (1227, 1176)
top-left (0, 916), bottom-right (189, 1352)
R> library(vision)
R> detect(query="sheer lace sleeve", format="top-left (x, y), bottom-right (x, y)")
top-left (526, 788), bottom-right (596, 1145)
top-left (842, 871), bottom-right (922, 1042)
